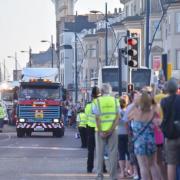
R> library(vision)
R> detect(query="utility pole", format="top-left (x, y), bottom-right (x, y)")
top-left (105, 2), bottom-right (108, 66)
top-left (3, 59), bottom-right (5, 81)
top-left (15, 52), bottom-right (18, 81)
top-left (51, 35), bottom-right (54, 68)
top-left (75, 12), bottom-right (78, 103)
top-left (145, 0), bottom-right (150, 68)
top-left (29, 47), bottom-right (32, 67)
top-left (118, 49), bottom-right (122, 96)
top-left (0, 62), bottom-right (2, 82)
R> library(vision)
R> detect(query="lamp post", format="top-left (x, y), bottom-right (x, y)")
top-left (145, 0), bottom-right (150, 68)
top-left (75, 12), bottom-right (78, 103)
top-left (3, 59), bottom-right (5, 81)
top-left (20, 47), bottom-right (32, 67)
top-left (41, 35), bottom-right (54, 68)
top-left (90, 2), bottom-right (109, 66)
top-left (7, 52), bottom-right (18, 81)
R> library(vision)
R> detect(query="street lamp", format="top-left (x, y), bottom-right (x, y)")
top-left (20, 47), bottom-right (32, 67)
top-left (74, 12), bottom-right (78, 103)
top-left (7, 52), bottom-right (18, 81)
top-left (90, 2), bottom-right (108, 66)
top-left (41, 35), bottom-right (54, 68)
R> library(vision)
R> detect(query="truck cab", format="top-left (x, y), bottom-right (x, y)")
top-left (16, 68), bottom-right (64, 137)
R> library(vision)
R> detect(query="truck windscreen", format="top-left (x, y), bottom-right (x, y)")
top-left (19, 87), bottom-right (60, 99)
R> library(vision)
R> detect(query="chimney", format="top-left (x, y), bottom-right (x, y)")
top-left (114, 8), bottom-right (118, 14)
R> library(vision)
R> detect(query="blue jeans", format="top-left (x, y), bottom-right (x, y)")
top-left (63, 115), bottom-right (68, 127)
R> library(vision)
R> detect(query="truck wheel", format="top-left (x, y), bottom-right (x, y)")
top-left (52, 131), bottom-right (56, 137)
top-left (26, 131), bottom-right (32, 137)
top-left (17, 129), bottom-right (25, 137)
top-left (53, 129), bottom-right (64, 137)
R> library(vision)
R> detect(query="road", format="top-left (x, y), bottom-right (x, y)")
top-left (0, 125), bottom-right (113, 180)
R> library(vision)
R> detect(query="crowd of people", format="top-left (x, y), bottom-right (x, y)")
top-left (73, 78), bottom-right (180, 180)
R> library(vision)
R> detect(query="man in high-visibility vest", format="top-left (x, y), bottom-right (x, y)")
top-left (0, 103), bottom-right (6, 132)
top-left (85, 86), bottom-right (107, 173)
top-left (93, 83), bottom-right (120, 180)
top-left (76, 108), bottom-right (88, 148)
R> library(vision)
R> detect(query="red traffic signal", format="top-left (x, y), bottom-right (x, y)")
top-left (127, 37), bottom-right (138, 68)
top-left (127, 38), bottom-right (137, 46)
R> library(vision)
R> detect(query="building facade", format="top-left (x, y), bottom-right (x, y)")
top-left (162, 1), bottom-right (180, 78)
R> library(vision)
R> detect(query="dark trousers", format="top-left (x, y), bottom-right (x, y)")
top-left (87, 126), bottom-right (107, 172)
top-left (78, 127), bottom-right (87, 148)
top-left (0, 119), bottom-right (4, 128)
top-left (87, 126), bottom-right (95, 171)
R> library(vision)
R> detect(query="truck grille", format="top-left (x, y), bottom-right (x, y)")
top-left (18, 105), bottom-right (60, 122)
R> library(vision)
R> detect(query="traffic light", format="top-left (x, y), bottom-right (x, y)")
top-left (127, 37), bottom-right (138, 68)
top-left (62, 88), bottom-right (67, 101)
top-left (128, 83), bottom-right (134, 93)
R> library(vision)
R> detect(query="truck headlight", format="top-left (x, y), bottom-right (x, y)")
top-left (19, 118), bottom-right (25, 123)
top-left (53, 119), bottom-right (59, 123)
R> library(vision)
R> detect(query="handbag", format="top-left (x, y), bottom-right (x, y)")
top-left (161, 95), bottom-right (180, 139)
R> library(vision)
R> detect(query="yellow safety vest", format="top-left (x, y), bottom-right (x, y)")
top-left (95, 96), bottom-right (119, 131)
top-left (0, 107), bottom-right (5, 119)
top-left (85, 103), bottom-right (96, 128)
top-left (78, 113), bottom-right (88, 128)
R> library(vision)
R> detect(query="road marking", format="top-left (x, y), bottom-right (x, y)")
top-left (25, 173), bottom-right (109, 177)
top-left (0, 146), bottom-right (82, 151)
top-left (0, 134), bottom-right (11, 142)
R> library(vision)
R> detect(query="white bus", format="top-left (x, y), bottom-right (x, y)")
top-left (98, 66), bottom-right (153, 92)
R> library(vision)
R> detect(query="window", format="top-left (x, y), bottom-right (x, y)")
top-left (60, 34), bottom-right (64, 45)
top-left (176, 50), bottom-right (180, 70)
top-left (88, 44), bottom-right (96, 58)
top-left (125, 5), bottom-right (129, 17)
top-left (134, 4), bottom-right (137, 15)
top-left (168, 15), bottom-right (171, 34)
top-left (175, 13), bottom-right (180, 33)
top-left (151, 20), bottom-right (161, 40)
top-left (90, 69), bottom-right (95, 78)
top-left (60, 52), bottom-right (64, 64)
top-left (131, 4), bottom-right (133, 16)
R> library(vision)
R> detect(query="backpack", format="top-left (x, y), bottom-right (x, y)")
top-left (161, 95), bottom-right (180, 139)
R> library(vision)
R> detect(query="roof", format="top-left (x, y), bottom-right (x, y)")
top-left (111, 21), bottom-right (124, 27)
top-left (21, 68), bottom-right (58, 82)
top-left (122, 15), bottom-right (144, 22)
top-left (31, 48), bottom-right (58, 65)
top-left (64, 15), bottom-right (96, 33)
top-left (96, 28), bottom-right (106, 33)
top-left (83, 34), bottom-right (97, 38)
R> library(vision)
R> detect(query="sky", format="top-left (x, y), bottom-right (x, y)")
top-left (0, 0), bottom-right (122, 80)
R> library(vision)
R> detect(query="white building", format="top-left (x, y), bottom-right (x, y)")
top-left (162, 1), bottom-right (180, 78)
top-left (59, 31), bottom-right (74, 88)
